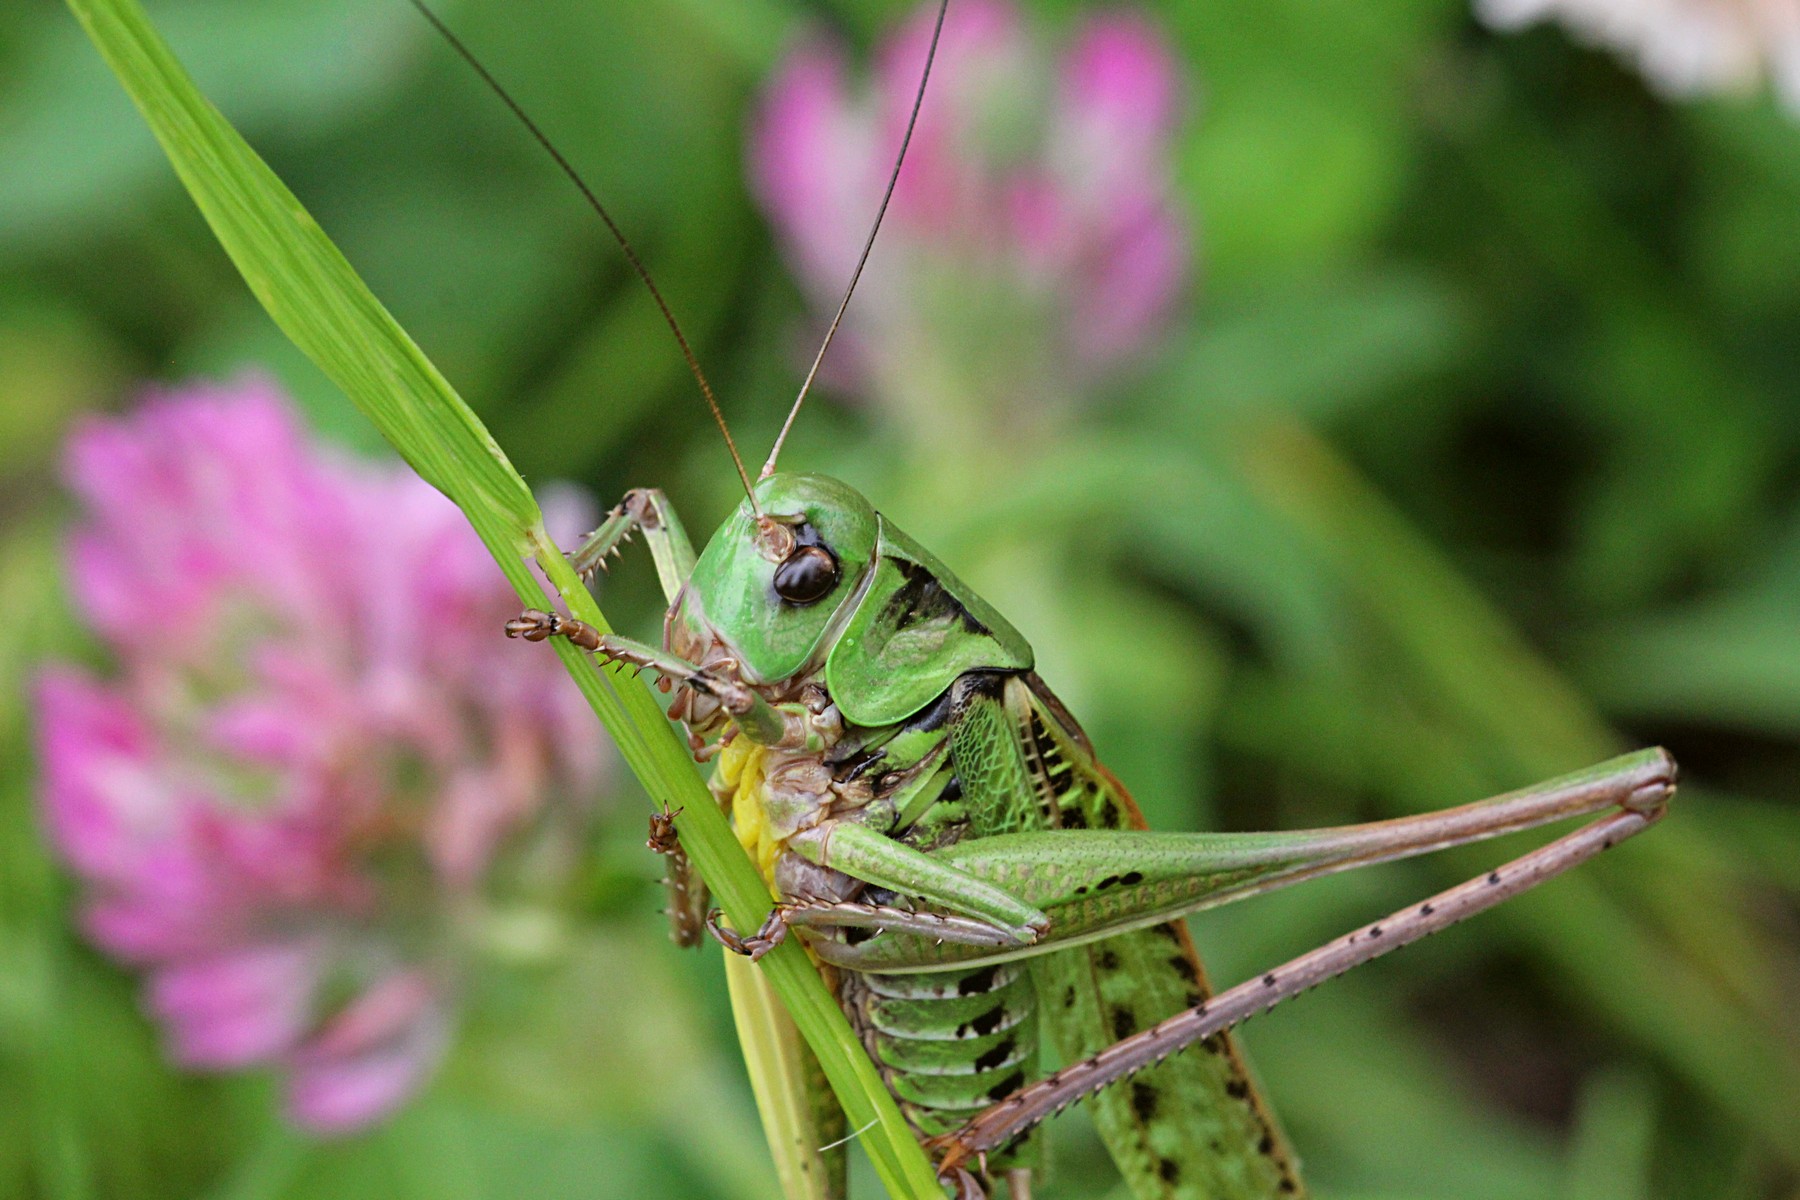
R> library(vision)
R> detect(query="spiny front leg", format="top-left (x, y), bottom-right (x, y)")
top-left (505, 611), bottom-right (830, 749)
top-left (568, 487), bottom-right (696, 598)
top-left (504, 610), bottom-right (749, 702)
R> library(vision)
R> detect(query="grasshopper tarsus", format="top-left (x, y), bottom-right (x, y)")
top-left (646, 806), bottom-right (684, 855)
top-left (707, 905), bottom-right (792, 961)
top-left (503, 608), bottom-right (603, 652)
top-left (502, 608), bottom-right (555, 640)
top-left (939, 1164), bottom-right (986, 1200)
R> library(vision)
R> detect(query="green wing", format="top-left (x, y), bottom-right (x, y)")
top-left (961, 673), bottom-right (1306, 1200)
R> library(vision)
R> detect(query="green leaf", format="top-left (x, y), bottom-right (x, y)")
top-left (64, 0), bottom-right (941, 1195)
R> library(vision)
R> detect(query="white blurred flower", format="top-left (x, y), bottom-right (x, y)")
top-left (1477, 0), bottom-right (1800, 114)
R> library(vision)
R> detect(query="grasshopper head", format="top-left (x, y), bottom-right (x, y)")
top-left (668, 473), bottom-right (878, 686)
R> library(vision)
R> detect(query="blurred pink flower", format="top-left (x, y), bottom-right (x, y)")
top-left (751, 0), bottom-right (1191, 417)
top-left (36, 379), bottom-right (604, 1135)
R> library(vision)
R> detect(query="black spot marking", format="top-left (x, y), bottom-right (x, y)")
top-left (1259, 1133), bottom-right (1274, 1155)
top-left (1059, 806), bottom-right (1089, 830)
top-left (1226, 1078), bottom-right (1249, 1100)
top-left (1075, 885), bottom-right (1089, 895)
top-left (1098, 801), bottom-right (1122, 829)
top-left (1095, 949), bottom-right (1121, 972)
top-left (1158, 1158), bottom-right (1181, 1184)
top-left (1420, 903), bottom-right (1434, 916)
top-left (1112, 1007), bottom-right (1138, 1039)
top-left (1370, 924), bottom-right (1383, 938)
top-left (1097, 874), bottom-right (1122, 890)
top-left (986, 1070), bottom-right (1026, 1102)
top-left (973, 1037), bottom-right (1017, 1072)
top-left (1280, 1180), bottom-right (1298, 1194)
top-left (1262, 973), bottom-right (1277, 987)
top-left (1185, 990), bottom-right (1207, 1008)
top-left (881, 560), bottom-right (992, 637)
top-left (958, 966), bottom-right (1001, 995)
top-left (1488, 871), bottom-right (1501, 885)
top-left (1202, 1035), bottom-right (1224, 1054)
top-left (1167, 954), bottom-right (1201, 985)
top-left (1120, 871), bottom-right (1144, 886)
top-left (1130, 1082), bottom-right (1159, 1121)
top-left (1062, 985), bottom-right (1077, 1009)
top-left (1151, 923), bottom-right (1183, 944)
top-left (965, 1005), bottom-right (1008, 1038)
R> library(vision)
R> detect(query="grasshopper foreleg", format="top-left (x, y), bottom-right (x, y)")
top-left (928, 763), bottom-right (1674, 1177)
top-left (504, 616), bottom-right (820, 747)
top-left (567, 487), bottom-right (696, 595)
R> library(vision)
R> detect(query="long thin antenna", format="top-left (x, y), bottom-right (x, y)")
top-left (760, 0), bottom-right (952, 479)
top-left (407, 0), bottom-right (760, 512)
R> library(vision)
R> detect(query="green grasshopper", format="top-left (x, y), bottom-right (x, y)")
top-left (505, 479), bottom-right (1673, 1200)
top-left (407, 1), bottom-right (1678, 1194)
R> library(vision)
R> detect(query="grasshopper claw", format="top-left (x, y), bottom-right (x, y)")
top-left (938, 1165), bottom-right (987, 1200)
top-left (706, 906), bottom-right (789, 961)
top-left (504, 608), bottom-right (603, 651)
top-left (646, 806), bottom-right (684, 854)
top-left (504, 608), bottom-right (556, 640)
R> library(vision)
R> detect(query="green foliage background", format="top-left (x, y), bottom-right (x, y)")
top-left (3, 1), bottom-right (1799, 1198)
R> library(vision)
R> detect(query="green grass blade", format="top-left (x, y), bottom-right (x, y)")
top-left (63, 0), bottom-right (939, 1194)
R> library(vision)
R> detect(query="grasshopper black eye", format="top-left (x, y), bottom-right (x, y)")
top-left (774, 545), bottom-right (840, 605)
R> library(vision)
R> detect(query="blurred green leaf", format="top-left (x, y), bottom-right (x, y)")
top-left (0, 0), bottom-right (418, 250)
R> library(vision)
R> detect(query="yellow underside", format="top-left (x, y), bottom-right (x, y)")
top-left (716, 734), bottom-right (782, 889)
